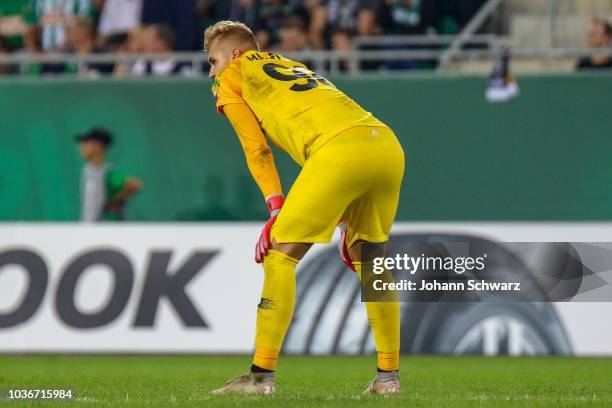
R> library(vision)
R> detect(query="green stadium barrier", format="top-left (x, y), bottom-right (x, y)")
top-left (0, 73), bottom-right (611, 221)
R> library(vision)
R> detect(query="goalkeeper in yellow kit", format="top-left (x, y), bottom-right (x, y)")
top-left (206, 21), bottom-right (405, 396)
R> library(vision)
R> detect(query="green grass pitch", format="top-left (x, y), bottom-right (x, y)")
top-left (0, 355), bottom-right (611, 407)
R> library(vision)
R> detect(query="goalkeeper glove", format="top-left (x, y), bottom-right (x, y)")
top-left (255, 194), bottom-right (284, 263)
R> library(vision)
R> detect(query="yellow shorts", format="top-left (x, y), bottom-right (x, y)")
top-left (271, 126), bottom-right (405, 247)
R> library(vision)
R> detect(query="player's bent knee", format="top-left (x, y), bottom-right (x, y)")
top-left (270, 240), bottom-right (312, 260)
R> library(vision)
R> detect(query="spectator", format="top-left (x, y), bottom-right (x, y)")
top-left (0, 1), bottom-right (43, 74)
top-left (0, 0), bottom-right (30, 50)
top-left (98, 0), bottom-right (143, 38)
top-left (26, 0), bottom-right (94, 52)
top-left (101, 32), bottom-right (128, 74)
top-left (9, 24), bottom-right (43, 75)
top-left (196, 0), bottom-right (224, 32)
top-left (218, 0), bottom-right (261, 32)
top-left (576, 18), bottom-right (612, 71)
top-left (258, 0), bottom-right (298, 48)
top-left (141, 0), bottom-right (199, 50)
top-left (23, 20), bottom-right (41, 52)
top-left (63, 16), bottom-right (113, 75)
top-left (126, 26), bottom-right (147, 53)
top-left (76, 128), bottom-right (143, 222)
top-left (37, 15), bottom-right (100, 75)
top-left (275, 15), bottom-right (308, 52)
top-left (112, 26), bottom-right (145, 75)
top-left (104, 31), bottom-right (129, 53)
top-left (330, 28), bottom-right (353, 72)
top-left (308, 0), bottom-right (383, 50)
top-left (132, 24), bottom-right (193, 76)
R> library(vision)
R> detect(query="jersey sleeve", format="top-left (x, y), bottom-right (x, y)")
top-left (223, 103), bottom-right (283, 199)
top-left (212, 62), bottom-right (244, 115)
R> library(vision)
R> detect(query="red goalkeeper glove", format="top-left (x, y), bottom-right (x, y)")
top-left (338, 221), bottom-right (356, 272)
top-left (255, 194), bottom-right (284, 263)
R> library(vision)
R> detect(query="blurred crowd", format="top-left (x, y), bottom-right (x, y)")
top-left (0, 0), bottom-right (486, 75)
top-left (576, 18), bottom-right (612, 71)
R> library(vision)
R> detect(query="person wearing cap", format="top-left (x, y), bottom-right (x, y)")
top-left (76, 128), bottom-right (143, 222)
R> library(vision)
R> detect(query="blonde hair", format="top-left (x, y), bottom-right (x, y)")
top-left (203, 20), bottom-right (259, 53)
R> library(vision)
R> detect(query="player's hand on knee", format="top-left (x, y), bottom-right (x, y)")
top-left (255, 194), bottom-right (284, 263)
top-left (337, 221), bottom-right (356, 272)
top-left (255, 217), bottom-right (277, 263)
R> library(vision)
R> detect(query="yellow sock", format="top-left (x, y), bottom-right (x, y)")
top-left (354, 261), bottom-right (400, 371)
top-left (252, 250), bottom-right (298, 371)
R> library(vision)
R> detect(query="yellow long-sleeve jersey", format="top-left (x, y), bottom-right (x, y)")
top-left (212, 50), bottom-right (388, 168)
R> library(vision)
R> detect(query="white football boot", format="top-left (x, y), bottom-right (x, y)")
top-left (363, 371), bottom-right (400, 395)
top-left (211, 372), bottom-right (275, 395)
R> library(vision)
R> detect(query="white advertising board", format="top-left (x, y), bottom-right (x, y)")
top-left (0, 223), bottom-right (611, 355)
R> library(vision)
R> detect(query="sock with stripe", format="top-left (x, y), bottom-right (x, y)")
top-left (252, 250), bottom-right (298, 372)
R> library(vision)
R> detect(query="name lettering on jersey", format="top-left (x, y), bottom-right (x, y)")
top-left (246, 52), bottom-right (282, 62)
top-left (246, 52), bottom-right (264, 61)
